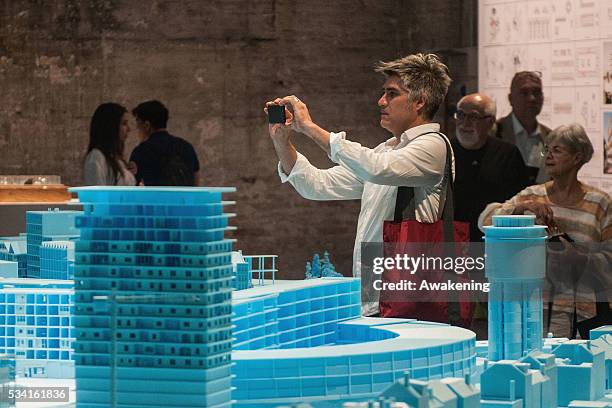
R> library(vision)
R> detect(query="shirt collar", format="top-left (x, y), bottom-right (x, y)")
top-left (511, 113), bottom-right (541, 137)
top-left (385, 123), bottom-right (441, 149)
top-left (147, 131), bottom-right (170, 141)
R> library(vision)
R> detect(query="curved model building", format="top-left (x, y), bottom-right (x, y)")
top-left (232, 278), bottom-right (476, 407)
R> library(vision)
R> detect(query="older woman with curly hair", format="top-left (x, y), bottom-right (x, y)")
top-left (480, 123), bottom-right (611, 338)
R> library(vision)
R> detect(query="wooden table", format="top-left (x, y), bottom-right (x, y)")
top-left (0, 185), bottom-right (81, 236)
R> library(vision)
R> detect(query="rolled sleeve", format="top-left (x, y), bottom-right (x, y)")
top-left (277, 152), bottom-right (311, 183)
top-left (329, 131), bottom-right (347, 163)
top-left (277, 152), bottom-right (364, 201)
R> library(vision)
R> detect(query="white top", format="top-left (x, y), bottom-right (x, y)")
top-left (278, 123), bottom-right (454, 315)
top-left (511, 113), bottom-right (547, 183)
top-left (83, 149), bottom-right (136, 186)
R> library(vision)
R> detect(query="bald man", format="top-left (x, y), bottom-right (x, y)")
top-left (452, 93), bottom-right (530, 241)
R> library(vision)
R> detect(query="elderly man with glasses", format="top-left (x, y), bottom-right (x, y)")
top-left (496, 71), bottom-right (551, 185)
top-left (452, 93), bottom-right (529, 242)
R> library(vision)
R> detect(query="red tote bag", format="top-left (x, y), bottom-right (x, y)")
top-left (379, 132), bottom-right (473, 328)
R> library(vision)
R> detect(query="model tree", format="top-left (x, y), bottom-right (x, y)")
top-left (305, 250), bottom-right (341, 279)
top-left (321, 250), bottom-right (342, 277)
top-left (305, 261), bottom-right (313, 279)
top-left (311, 253), bottom-right (321, 278)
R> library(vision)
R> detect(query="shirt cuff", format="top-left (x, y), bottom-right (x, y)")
top-left (277, 152), bottom-right (309, 183)
top-left (329, 131), bottom-right (346, 163)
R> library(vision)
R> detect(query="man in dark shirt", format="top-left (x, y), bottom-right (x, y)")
top-left (129, 100), bottom-right (200, 186)
top-left (452, 93), bottom-right (529, 241)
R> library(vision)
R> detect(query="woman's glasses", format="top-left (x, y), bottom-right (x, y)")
top-left (540, 145), bottom-right (569, 157)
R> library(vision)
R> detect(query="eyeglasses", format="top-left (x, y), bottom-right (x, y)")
top-left (540, 145), bottom-right (569, 157)
top-left (453, 110), bottom-right (492, 122)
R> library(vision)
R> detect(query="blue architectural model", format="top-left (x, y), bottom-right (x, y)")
top-left (26, 209), bottom-right (81, 278)
top-left (232, 279), bottom-right (476, 406)
top-left (70, 186), bottom-right (235, 408)
top-left (0, 353), bottom-right (15, 407)
top-left (480, 358), bottom-right (553, 408)
top-left (0, 261), bottom-right (17, 279)
top-left (40, 240), bottom-right (75, 280)
top-left (232, 251), bottom-right (252, 291)
top-left (592, 327), bottom-right (612, 341)
top-left (379, 373), bottom-right (480, 408)
top-left (553, 341), bottom-right (606, 406)
top-left (0, 192), bottom-right (608, 408)
top-left (484, 215), bottom-right (547, 361)
top-left (591, 327), bottom-right (612, 390)
top-left (0, 278), bottom-right (74, 379)
top-left (520, 351), bottom-right (559, 408)
top-left (0, 236), bottom-right (27, 278)
top-left (232, 252), bottom-right (278, 290)
top-left (245, 254), bottom-right (277, 286)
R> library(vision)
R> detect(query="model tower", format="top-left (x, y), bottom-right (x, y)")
top-left (26, 209), bottom-right (81, 278)
top-left (71, 187), bottom-right (235, 408)
top-left (484, 215), bottom-right (547, 361)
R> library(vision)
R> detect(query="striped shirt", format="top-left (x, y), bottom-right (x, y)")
top-left (480, 182), bottom-right (611, 242)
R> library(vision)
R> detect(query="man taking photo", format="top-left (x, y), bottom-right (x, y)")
top-left (266, 53), bottom-right (454, 316)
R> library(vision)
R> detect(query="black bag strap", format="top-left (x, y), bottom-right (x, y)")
top-left (392, 131), bottom-right (455, 242)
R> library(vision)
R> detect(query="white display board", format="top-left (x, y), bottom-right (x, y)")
top-left (478, 0), bottom-right (612, 194)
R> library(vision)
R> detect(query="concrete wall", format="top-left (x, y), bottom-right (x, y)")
top-left (0, 0), bottom-right (477, 279)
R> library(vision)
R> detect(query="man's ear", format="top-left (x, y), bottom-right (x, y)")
top-left (414, 98), bottom-right (426, 114)
top-left (144, 121), bottom-right (153, 133)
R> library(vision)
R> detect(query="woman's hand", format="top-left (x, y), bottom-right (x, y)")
top-left (127, 161), bottom-right (137, 175)
top-left (514, 200), bottom-right (557, 230)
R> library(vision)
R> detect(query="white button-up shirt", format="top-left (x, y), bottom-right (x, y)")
top-left (278, 123), bottom-right (454, 315)
top-left (511, 113), bottom-right (547, 183)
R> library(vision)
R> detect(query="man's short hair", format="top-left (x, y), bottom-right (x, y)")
top-left (132, 100), bottom-right (169, 129)
top-left (510, 71), bottom-right (542, 90)
top-left (375, 53), bottom-right (451, 119)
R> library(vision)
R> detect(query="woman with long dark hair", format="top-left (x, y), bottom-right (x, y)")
top-left (84, 103), bottom-right (136, 185)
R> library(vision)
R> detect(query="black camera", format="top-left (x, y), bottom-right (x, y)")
top-left (267, 104), bottom-right (286, 124)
